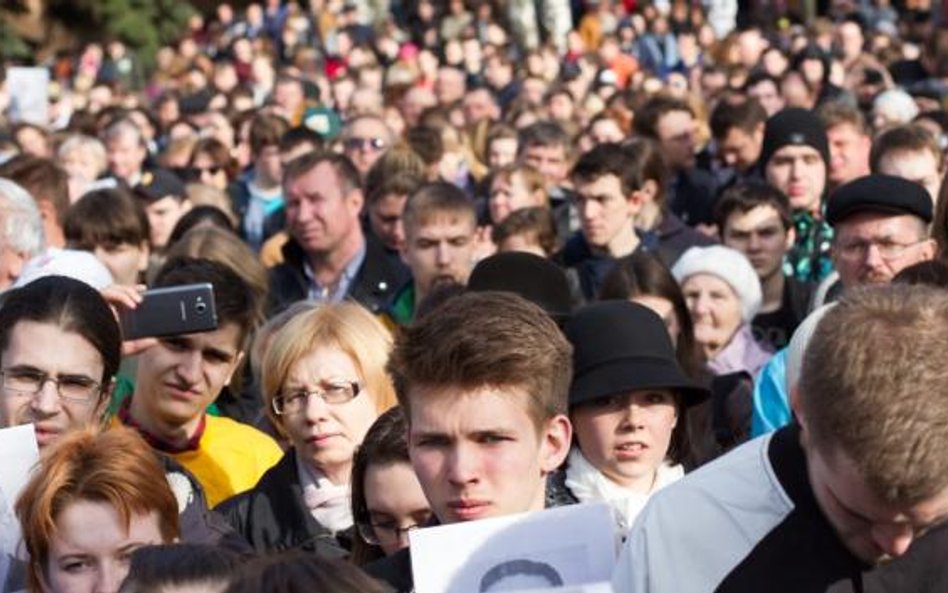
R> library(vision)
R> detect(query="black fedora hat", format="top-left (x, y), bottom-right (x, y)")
top-left (467, 251), bottom-right (573, 322)
top-left (565, 301), bottom-right (709, 407)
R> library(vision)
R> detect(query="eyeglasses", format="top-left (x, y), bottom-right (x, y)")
top-left (357, 521), bottom-right (421, 546)
top-left (0, 369), bottom-right (102, 403)
top-left (835, 238), bottom-right (928, 262)
top-left (271, 381), bottom-right (362, 415)
top-left (344, 136), bottom-right (387, 152)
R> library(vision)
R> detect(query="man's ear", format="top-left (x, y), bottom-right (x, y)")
top-left (95, 379), bottom-right (117, 426)
top-left (634, 179), bottom-right (659, 206)
top-left (789, 384), bottom-right (805, 427)
top-left (349, 187), bottom-right (365, 212)
top-left (539, 414), bottom-right (572, 475)
top-left (225, 351), bottom-right (246, 386)
top-left (137, 241), bottom-right (151, 273)
top-left (785, 225), bottom-right (797, 251)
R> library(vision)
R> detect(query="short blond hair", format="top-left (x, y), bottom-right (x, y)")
top-left (262, 302), bottom-right (397, 435)
top-left (800, 285), bottom-right (948, 505)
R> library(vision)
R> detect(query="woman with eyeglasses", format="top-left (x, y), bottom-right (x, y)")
top-left (216, 302), bottom-right (397, 555)
top-left (350, 408), bottom-right (431, 565)
top-left (0, 276), bottom-right (121, 449)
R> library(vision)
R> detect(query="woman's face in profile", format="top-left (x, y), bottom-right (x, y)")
top-left (43, 500), bottom-right (163, 593)
top-left (363, 461), bottom-right (431, 556)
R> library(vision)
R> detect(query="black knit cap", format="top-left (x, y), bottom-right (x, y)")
top-left (564, 301), bottom-right (709, 408)
top-left (826, 174), bottom-right (934, 226)
top-left (467, 251), bottom-right (573, 323)
top-left (759, 107), bottom-right (830, 170)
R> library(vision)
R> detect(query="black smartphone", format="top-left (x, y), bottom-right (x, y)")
top-left (120, 283), bottom-right (218, 340)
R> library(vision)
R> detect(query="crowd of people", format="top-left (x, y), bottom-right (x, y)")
top-left (1, 0), bottom-right (948, 591)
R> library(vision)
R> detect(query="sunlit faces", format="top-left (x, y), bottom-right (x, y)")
top-left (364, 462), bottom-right (432, 555)
top-left (130, 323), bottom-right (244, 436)
top-left (0, 321), bottom-right (107, 449)
top-left (721, 205), bottom-right (794, 281)
top-left (106, 132), bottom-right (146, 183)
top-left (831, 212), bottom-right (935, 288)
top-left (573, 174), bottom-right (640, 254)
top-left (718, 126), bottom-right (763, 173)
top-left (343, 118), bottom-right (392, 175)
top-left (254, 145), bottom-right (283, 188)
top-left (826, 123), bottom-right (871, 187)
top-left (487, 138), bottom-right (518, 169)
top-left (630, 296), bottom-right (681, 348)
top-left (408, 385), bottom-right (571, 523)
top-left (522, 144), bottom-right (569, 186)
top-left (571, 390), bottom-right (678, 493)
top-left (191, 152), bottom-right (229, 191)
top-left (588, 118), bottom-right (625, 146)
top-left (42, 500), bottom-right (165, 593)
top-left (401, 214), bottom-right (476, 299)
top-left (488, 173), bottom-right (544, 225)
top-left (764, 145), bottom-right (827, 213)
top-left (278, 346), bottom-right (378, 484)
top-left (801, 431), bottom-right (948, 564)
top-left (875, 149), bottom-right (943, 204)
top-left (285, 162), bottom-right (364, 256)
top-left (747, 79), bottom-right (785, 116)
top-left (368, 193), bottom-right (408, 252)
top-left (144, 197), bottom-right (191, 250)
top-left (680, 274), bottom-right (744, 358)
top-left (655, 110), bottom-right (696, 172)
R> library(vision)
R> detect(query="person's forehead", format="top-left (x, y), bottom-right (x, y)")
top-left (409, 213), bottom-right (475, 238)
top-left (524, 144), bottom-right (565, 159)
top-left (827, 122), bottom-right (864, 139)
top-left (575, 172), bottom-right (623, 194)
top-left (772, 144), bottom-right (822, 160)
top-left (878, 149), bottom-right (939, 173)
top-left (407, 383), bottom-right (536, 430)
top-left (726, 204), bottom-right (784, 230)
top-left (348, 118), bottom-right (389, 138)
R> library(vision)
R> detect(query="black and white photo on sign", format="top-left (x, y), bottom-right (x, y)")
top-left (410, 503), bottom-right (615, 593)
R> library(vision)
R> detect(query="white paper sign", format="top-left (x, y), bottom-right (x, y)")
top-left (516, 583), bottom-right (614, 593)
top-left (6, 67), bottom-right (49, 126)
top-left (411, 503), bottom-right (615, 593)
top-left (0, 424), bottom-right (40, 557)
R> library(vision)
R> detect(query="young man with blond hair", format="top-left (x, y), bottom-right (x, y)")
top-left (613, 284), bottom-right (948, 593)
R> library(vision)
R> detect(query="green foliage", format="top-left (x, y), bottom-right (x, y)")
top-left (0, 17), bottom-right (32, 61)
top-left (45, 0), bottom-right (196, 71)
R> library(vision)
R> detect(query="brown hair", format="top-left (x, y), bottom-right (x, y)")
top-left (223, 551), bottom-right (388, 593)
top-left (65, 187), bottom-right (150, 250)
top-left (492, 206), bottom-right (559, 256)
top-left (402, 181), bottom-right (477, 238)
top-left (935, 168), bottom-right (948, 259)
top-left (282, 151), bottom-right (361, 196)
top-left (799, 285), bottom-right (948, 505)
top-left (16, 427), bottom-right (179, 593)
top-left (817, 101), bottom-right (869, 136)
top-left (387, 291), bottom-right (572, 430)
top-left (262, 303), bottom-right (397, 436)
top-left (249, 113), bottom-right (290, 156)
top-left (869, 124), bottom-right (942, 173)
top-left (0, 155), bottom-right (70, 227)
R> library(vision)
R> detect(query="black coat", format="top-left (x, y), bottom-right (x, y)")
top-left (215, 449), bottom-right (350, 556)
top-left (267, 235), bottom-right (409, 316)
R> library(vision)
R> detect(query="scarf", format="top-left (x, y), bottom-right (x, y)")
top-left (564, 447), bottom-right (684, 537)
top-left (296, 456), bottom-right (353, 534)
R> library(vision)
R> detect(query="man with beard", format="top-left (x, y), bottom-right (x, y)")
top-left (385, 182), bottom-right (477, 325)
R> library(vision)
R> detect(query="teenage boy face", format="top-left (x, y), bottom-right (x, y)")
top-left (401, 214), bottom-right (476, 297)
top-left (721, 205), bottom-right (794, 281)
top-left (408, 385), bottom-right (571, 523)
top-left (132, 323), bottom-right (244, 435)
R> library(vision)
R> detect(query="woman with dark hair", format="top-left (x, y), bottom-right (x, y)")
top-left (224, 551), bottom-right (388, 593)
top-left (350, 408), bottom-right (431, 565)
top-left (119, 544), bottom-right (243, 593)
top-left (561, 301), bottom-right (710, 538)
top-left (0, 276), bottom-right (121, 449)
top-left (600, 252), bottom-right (702, 379)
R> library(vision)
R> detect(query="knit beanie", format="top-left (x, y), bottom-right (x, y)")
top-left (671, 245), bottom-right (763, 322)
top-left (759, 107), bottom-right (830, 171)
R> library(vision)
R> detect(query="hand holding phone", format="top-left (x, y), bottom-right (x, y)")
top-left (119, 283), bottom-right (218, 340)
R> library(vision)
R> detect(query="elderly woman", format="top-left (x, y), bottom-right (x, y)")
top-left (672, 245), bottom-right (772, 378)
top-left (216, 303), bottom-right (397, 554)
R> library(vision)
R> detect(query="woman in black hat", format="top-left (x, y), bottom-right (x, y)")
top-left (561, 301), bottom-right (710, 538)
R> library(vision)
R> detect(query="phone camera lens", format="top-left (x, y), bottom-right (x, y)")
top-left (195, 302), bottom-right (207, 314)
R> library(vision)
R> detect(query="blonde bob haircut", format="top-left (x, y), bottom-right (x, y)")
top-left (15, 427), bottom-right (179, 593)
top-left (262, 302), bottom-right (397, 435)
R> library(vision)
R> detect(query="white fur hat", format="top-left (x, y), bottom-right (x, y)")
top-left (13, 249), bottom-right (114, 291)
top-left (671, 245), bottom-right (763, 323)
